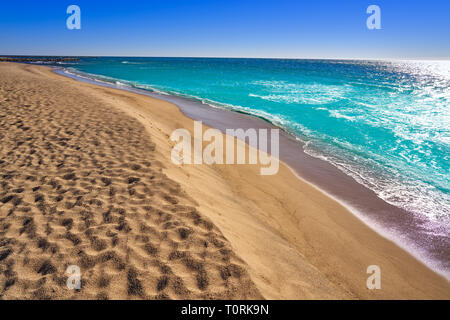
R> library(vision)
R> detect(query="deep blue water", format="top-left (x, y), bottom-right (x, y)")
top-left (56, 57), bottom-right (449, 236)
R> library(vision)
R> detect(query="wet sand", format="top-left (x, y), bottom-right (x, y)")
top-left (1, 62), bottom-right (449, 299)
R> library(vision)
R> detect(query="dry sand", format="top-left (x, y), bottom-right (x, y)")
top-left (0, 62), bottom-right (448, 299)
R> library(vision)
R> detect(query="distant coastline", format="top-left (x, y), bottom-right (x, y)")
top-left (0, 56), bottom-right (80, 63)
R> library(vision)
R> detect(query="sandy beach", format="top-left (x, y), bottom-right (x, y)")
top-left (0, 62), bottom-right (449, 299)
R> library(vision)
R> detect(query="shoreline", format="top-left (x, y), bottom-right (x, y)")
top-left (1, 62), bottom-right (448, 299)
top-left (55, 66), bottom-right (449, 280)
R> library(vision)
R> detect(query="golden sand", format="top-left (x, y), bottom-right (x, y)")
top-left (0, 62), bottom-right (448, 299)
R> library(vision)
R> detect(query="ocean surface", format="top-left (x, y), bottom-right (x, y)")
top-left (50, 57), bottom-right (449, 275)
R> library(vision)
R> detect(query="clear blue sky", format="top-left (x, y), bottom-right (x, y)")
top-left (0, 0), bottom-right (449, 59)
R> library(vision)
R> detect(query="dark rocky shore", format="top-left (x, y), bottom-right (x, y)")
top-left (0, 56), bottom-right (80, 62)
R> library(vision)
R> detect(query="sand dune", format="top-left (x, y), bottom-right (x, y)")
top-left (0, 63), bottom-right (261, 299)
top-left (0, 62), bottom-right (449, 300)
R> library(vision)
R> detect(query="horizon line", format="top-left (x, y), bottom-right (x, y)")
top-left (1, 54), bottom-right (449, 61)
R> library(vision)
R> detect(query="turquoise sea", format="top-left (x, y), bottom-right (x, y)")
top-left (52, 57), bottom-right (449, 274)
